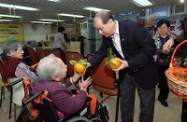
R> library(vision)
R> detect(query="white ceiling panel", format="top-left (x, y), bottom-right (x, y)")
top-left (0, 0), bottom-right (183, 23)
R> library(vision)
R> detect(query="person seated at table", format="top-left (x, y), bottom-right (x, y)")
top-left (1, 40), bottom-right (38, 83)
top-left (37, 40), bottom-right (47, 47)
top-left (32, 54), bottom-right (92, 116)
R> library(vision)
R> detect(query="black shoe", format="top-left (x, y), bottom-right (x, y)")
top-left (158, 98), bottom-right (168, 107)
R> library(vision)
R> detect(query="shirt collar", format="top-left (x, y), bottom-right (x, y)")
top-left (111, 20), bottom-right (119, 38)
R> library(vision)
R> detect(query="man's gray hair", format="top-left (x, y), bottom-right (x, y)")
top-left (3, 40), bottom-right (23, 55)
top-left (94, 11), bottom-right (114, 24)
top-left (36, 54), bottom-right (63, 80)
top-left (147, 15), bottom-right (156, 22)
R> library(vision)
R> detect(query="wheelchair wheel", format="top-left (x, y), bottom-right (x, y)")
top-left (91, 119), bottom-right (102, 122)
top-left (66, 116), bottom-right (90, 122)
top-left (99, 106), bottom-right (109, 122)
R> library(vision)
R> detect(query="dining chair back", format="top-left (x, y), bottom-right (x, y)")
top-left (27, 47), bottom-right (38, 65)
top-left (35, 48), bottom-right (46, 61)
top-left (87, 54), bottom-right (120, 122)
top-left (64, 51), bottom-right (82, 77)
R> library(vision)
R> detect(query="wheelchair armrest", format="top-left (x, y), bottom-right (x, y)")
top-left (22, 55), bottom-right (30, 60)
top-left (8, 78), bottom-right (23, 87)
top-left (23, 91), bottom-right (45, 106)
top-left (86, 96), bottom-right (92, 101)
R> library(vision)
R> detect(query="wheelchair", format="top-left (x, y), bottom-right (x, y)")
top-left (16, 90), bottom-right (109, 122)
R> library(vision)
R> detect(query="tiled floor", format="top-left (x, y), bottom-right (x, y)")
top-left (0, 85), bottom-right (182, 122)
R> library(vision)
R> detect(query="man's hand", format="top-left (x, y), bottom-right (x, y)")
top-left (86, 62), bottom-right (92, 68)
top-left (113, 58), bottom-right (129, 71)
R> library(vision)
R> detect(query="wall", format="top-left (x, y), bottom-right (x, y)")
top-left (23, 23), bottom-right (53, 42)
top-left (116, 14), bottom-right (137, 21)
top-left (157, 14), bottom-right (187, 36)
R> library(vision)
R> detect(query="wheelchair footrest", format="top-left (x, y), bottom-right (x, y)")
top-left (87, 105), bottom-right (109, 122)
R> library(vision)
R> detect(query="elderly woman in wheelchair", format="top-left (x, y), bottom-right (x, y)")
top-left (16, 54), bottom-right (109, 122)
top-left (32, 54), bottom-right (92, 115)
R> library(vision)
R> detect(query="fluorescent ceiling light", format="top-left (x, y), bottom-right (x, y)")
top-left (40, 19), bottom-right (63, 22)
top-left (47, 0), bottom-right (60, 2)
top-left (31, 21), bottom-right (53, 24)
top-left (0, 14), bottom-right (21, 18)
top-left (84, 7), bottom-right (110, 12)
top-left (132, 0), bottom-right (152, 7)
top-left (0, 3), bottom-right (39, 11)
top-left (180, 0), bottom-right (184, 3)
top-left (58, 13), bottom-right (85, 18)
top-left (0, 19), bottom-right (12, 22)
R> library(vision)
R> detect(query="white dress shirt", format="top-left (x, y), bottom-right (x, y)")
top-left (111, 21), bottom-right (124, 59)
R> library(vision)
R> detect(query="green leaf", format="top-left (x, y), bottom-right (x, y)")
top-left (105, 57), bottom-right (116, 66)
top-left (110, 61), bottom-right (116, 66)
top-left (78, 59), bottom-right (87, 65)
top-left (184, 58), bottom-right (187, 61)
top-left (107, 48), bottom-right (112, 57)
top-left (105, 58), bottom-right (110, 65)
top-left (70, 60), bottom-right (77, 65)
top-left (175, 71), bottom-right (187, 81)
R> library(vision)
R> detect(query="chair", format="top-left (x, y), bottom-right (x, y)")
top-left (17, 77), bottom-right (109, 122)
top-left (8, 78), bottom-right (24, 121)
top-left (44, 48), bottom-right (53, 56)
top-left (0, 58), bottom-right (27, 121)
top-left (7, 63), bottom-right (38, 116)
top-left (18, 89), bottom-right (109, 122)
top-left (64, 51), bottom-right (82, 77)
top-left (44, 48), bottom-right (63, 59)
top-left (87, 54), bottom-right (120, 122)
top-left (0, 78), bottom-right (7, 107)
top-left (0, 61), bottom-right (37, 121)
top-left (50, 50), bottom-right (62, 59)
top-left (9, 77), bottom-right (36, 121)
top-left (35, 48), bottom-right (46, 61)
top-left (0, 58), bottom-right (8, 107)
top-left (27, 47), bottom-right (38, 65)
top-left (17, 90), bottom-right (93, 122)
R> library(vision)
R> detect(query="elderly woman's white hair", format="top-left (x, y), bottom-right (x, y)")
top-left (36, 54), bottom-right (63, 80)
top-left (3, 40), bottom-right (23, 55)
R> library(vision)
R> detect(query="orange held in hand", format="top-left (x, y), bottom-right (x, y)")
top-left (70, 59), bottom-right (86, 73)
top-left (74, 63), bottom-right (86, 73)
top-left (106, 48), bottom-right (121, 69)
top-left (107, 57), bottom-right (121, 69)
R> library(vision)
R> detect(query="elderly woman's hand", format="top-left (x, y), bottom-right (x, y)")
top-left (79, 76), bottom-right (92, 91)
top-left (71, 71), bottom-right (85, 83)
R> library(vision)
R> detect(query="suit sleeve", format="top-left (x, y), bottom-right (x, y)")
top-left (89, 39), bottom-right (108, 69)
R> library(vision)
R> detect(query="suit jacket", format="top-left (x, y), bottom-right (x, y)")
top-left (89, 20), bottom-right (159, 90)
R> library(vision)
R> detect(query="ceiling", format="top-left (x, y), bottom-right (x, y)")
top-left (0, 0), bottom-right (183, 24)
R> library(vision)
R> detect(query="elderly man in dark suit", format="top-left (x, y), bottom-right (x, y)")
top-left (87, 11), bottom-right (159, 122)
